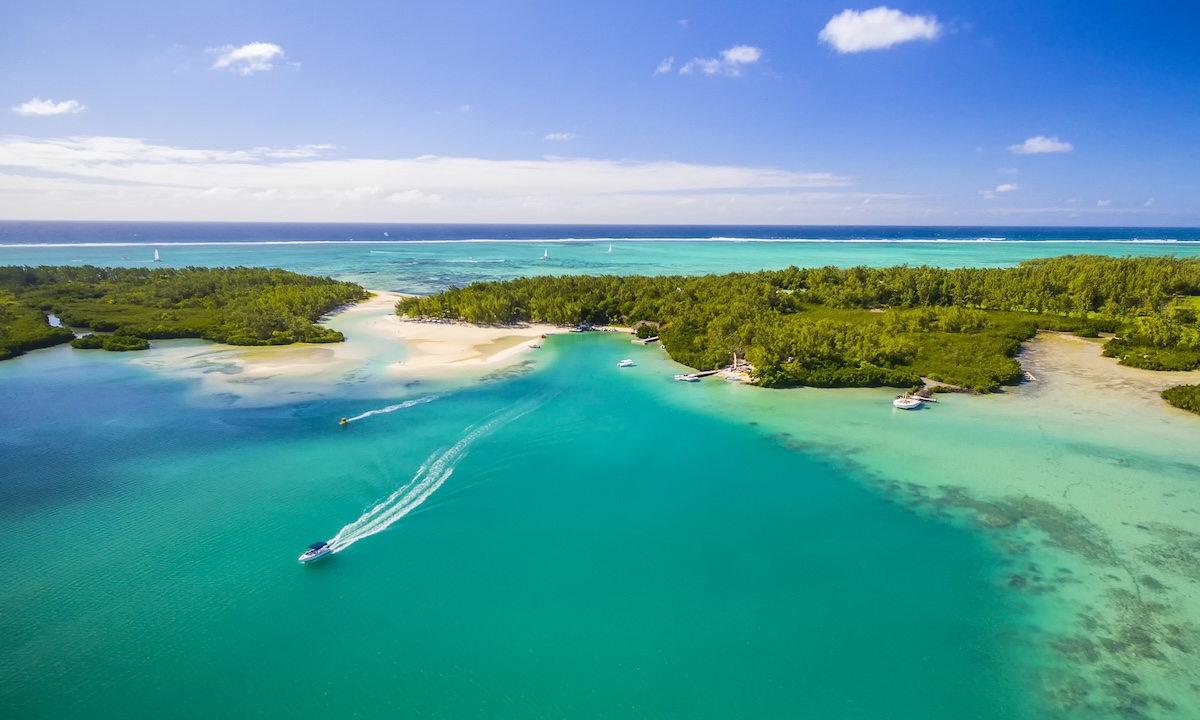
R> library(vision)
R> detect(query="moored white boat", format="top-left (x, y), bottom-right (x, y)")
top-left (298, 541), bottom-right (332, 563)
top-left (617, 359), bottom-right (634, 367)
top-left (892, 394), bottom-right (923, 410)
top-left (674, 374), bottom-right (700, 382)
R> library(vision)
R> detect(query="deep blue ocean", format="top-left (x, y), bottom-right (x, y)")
top-left (2, 221), bottom-right (1199, 245)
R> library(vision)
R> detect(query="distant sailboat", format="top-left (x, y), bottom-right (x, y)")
top-left (541, 249), bottom-right (549, 260)
top-left (153, 249), bottom-right (160, 262)
top-left (607, 245), bottom-right (612, 253)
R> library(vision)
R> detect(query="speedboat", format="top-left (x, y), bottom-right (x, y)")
top-left (617, 359), bottom-right (635, 367)
top-left (529, 343), bottom-right (541, 348)
top-left (298, 541), bottom-right (333, 563)
top-left (674, 374), bottom-right (700, 382)
top-left (893, 394), bottom-right (923, 410)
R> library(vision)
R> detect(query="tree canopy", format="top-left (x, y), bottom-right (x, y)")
top-left (396, 255), bottom-right (1200, 392)
top-left (0, 265), bottom-right (367, 360)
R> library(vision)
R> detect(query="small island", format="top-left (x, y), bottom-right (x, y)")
top-left (397, 254), bottom-right (1200, 402)
top-left (0, 265), bottom-right (368, 360)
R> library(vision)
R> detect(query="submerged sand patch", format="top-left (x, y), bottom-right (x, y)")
top-left (640, 331), bottom-right (1200, 720)
top-left (132, 291), bottom-right (566, 406)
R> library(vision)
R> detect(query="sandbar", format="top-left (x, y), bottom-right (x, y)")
top-left (133, 291), bottom-right (571, 406)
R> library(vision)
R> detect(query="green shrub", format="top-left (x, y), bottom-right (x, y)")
top-left (1162, 385), bottom-right (1200, 415)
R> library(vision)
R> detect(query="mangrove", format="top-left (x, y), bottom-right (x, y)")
top-left (0, 265), bottom-right (368, 360)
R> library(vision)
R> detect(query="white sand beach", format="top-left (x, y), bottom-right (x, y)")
top-left (133, 291), bottom-right (570, 405)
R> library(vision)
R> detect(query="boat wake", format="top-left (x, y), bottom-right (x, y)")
top-left (343, 395), bottom-right (438, 423)
top-left (327, 398), bottom-right (544, 553)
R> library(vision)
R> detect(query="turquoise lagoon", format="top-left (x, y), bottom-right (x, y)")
top-left (3, 227), bottom-right (1200, 719)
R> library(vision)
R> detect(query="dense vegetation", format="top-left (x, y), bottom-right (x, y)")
top-left (1161, 385), bottom-right (1200, 415)
top-left (0, 265), bottom-right (367, 359)
top-left (397, 255), bottom-right (1200, 392)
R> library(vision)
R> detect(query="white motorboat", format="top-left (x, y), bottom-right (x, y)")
top-left (617, 359), bottom-right (634, 367)
top-left (529, 343), bottom-right (541, 348)
top-left (893, 394), bottom-right (923, 410)
top-left (298, 541), bottom-right (333, 563)
top-left (674, 374), bottom-right (700, 382)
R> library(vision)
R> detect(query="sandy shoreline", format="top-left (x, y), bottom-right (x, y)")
top-left (133, 291), bottom-right (624, 405)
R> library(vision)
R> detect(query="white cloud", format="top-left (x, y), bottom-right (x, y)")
top-left (544, 132), bottom-right (576, 141)
top-left (997, 167), bottom-right (1018, 175)
top-left (208, 42), bottom-right (286, 75)
top-left (1144, 197), bottom-right (1155, 207)
top-left (12, 98), bottom-right (85, 117)
top-left (680, 45), bottom-right (762, 76)
top-left (1097, 199), bottom-right (1111, 207)
top-left (979, 183), bottom-right (1018, 199)
top-left (459, 104), bottom-right (472, 112)
top-left (819, 7), bottom-right (942, 53)
top-left (1008, 135), bottom-right (1073, 155)
top-left (0, 134), bottom-right (863, 223)
top-left (654, 57), bottom-right (675, 75)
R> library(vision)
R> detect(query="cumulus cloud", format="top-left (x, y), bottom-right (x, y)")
top-left (680, 45), bottom-right (762, 76)
top-left (0, 134), bottom-right (861, 223)
top-left (208, 42), bottom-right (286, 75)
top-left (819, 7), bottom-right (941, 53)
top-left (545, 132), bottom-right (576, 141)
top-left (1008, 135), bottom-right (1073, 155)
top-left (979, 183), bottom-right (1018, 199)
top-left (654, 56), bottom-right (675, 75)
top-left (12, 98), bottom-right (85, 116)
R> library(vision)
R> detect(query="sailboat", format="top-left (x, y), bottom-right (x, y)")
top-left (607, 245), bottom-right (612, 253)
top-left (541, 249), bottom-right (549, 260)
top-left (153, 249), bottom-right (160, 262)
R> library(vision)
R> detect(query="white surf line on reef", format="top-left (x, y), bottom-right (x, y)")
top-left (327, 397), bottom-right (545, 552)
top-left (344, 395), bottom-right (439, 423)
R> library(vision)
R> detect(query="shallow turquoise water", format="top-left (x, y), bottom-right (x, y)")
top-left (0, 335), bottom-right (1034, 719)
top-left (5, 237), bottom-right (1200, 294)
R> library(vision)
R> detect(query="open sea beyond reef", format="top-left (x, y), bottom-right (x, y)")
top-left (2, 223), bottom-right (1200, 719)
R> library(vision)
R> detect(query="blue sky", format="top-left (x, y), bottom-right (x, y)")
top-left (2, 1), bottom-right (1198, 225)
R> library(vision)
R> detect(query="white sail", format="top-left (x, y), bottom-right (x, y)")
top-left (153, 249), bottom-right (160, 262)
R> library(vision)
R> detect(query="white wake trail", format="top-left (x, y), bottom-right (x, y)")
top-left (327, 399), bottom-right (543, 552)
top-left (344, 395), bottom-right (438, 423)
